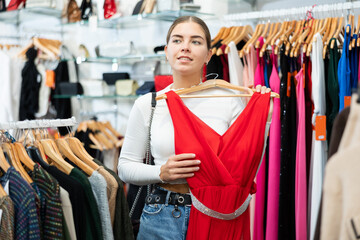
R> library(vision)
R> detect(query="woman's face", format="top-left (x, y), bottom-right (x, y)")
top-left (165, 21), bottom-right (212, 77)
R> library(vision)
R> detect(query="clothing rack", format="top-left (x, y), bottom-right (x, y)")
top-left (0, 117), bottom-right (77, 130)
top-left (224, 1), bottom-right (360, 22)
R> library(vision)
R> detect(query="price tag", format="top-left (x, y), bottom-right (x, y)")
top-left (344, 96), bottom-right (352, 108)
top-left (315, 115), bottom-right (326, 141)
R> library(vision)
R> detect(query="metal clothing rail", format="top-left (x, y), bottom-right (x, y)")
top-left (0, 117), bottom-right (77, 130)
top-left (224, 1), bottom-right (360, 22)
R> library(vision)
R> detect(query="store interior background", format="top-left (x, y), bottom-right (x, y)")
top-left (0, 0), bottom-right (348, 134)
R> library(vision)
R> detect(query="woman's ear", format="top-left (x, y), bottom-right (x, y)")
top-left (206, 49), bottom-right (212, 64)
top-left (164, 45), bottom-right (168, 61)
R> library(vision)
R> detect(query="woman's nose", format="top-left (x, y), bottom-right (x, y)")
top-left (181, 42), bottom-right (190, 52)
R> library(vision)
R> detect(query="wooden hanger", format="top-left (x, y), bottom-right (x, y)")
top-left (255, 21), bottom-right (270, 49)
top-left (33, 140), bottom-right (49, 164)
top-left (217, 26), bottom-right (244, 56)
top-left (56, 138), bottom-right (94, 176)
top-left (304, 18), bottom-right (321, 57)
top-left (322, 17), bottom-right (338, 59)
top-left (95, 122), bottom-right (122, 148)
top-left (2, 143), bottom-right (33, 183)
top-left (102, 121), bottom-right (122, 138)
top-left (239, 23), bottom-right (263, 58)
top-left (260, 22), bottom-right (280, 57)
top-left (87, 121), bottom-right (114, 150)
top-left (0, 147), bottom-right (10, 173)
top-left (18, 37), bottom-right (61, 60)
top-left (273, 21), bottom-right (290, 55)
top-left (225, 25), bottom-right (253, 54)
top-left (66, 137), bottom-right (100, 170)
top-left (211, 27), bottom-right (232, 55)
top-left (331, 17), bottom-right (344, 49)
top-left (40, 139), bottom-right (73, 175)
top-left (278, 20), bottom-right (296, 50)
top-left (211, 27), bottom-right (227, 47)
top-left (285, 19), bottom-right (304, 56)
top-left (356, 15), bottom-right (360, 47)
top-left (156, 79), bottom-right (279, 101)
top-left (13, 142), bottom-right (35, 171)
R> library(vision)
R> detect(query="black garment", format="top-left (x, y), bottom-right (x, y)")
top-left (93, 159), bottom-right (134, 240)
top-left (51, 61), bottom-right (72, 136)
top-left (278, 45), bottom-right (296, 240)
top-left (206, 54), bottom-right (223, 80)
top-left (326, 39), bottom-right (340, 142)
top-left (27, 147), bottom-right (89, 240)
top-left (19, 47), bottom-right (42, 120)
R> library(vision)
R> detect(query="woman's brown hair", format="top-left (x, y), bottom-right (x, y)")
top-left (166, 16), bottom-right (211, 50)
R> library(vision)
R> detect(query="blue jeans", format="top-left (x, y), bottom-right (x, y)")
top-left (137, 189), bottom-right (191, 240)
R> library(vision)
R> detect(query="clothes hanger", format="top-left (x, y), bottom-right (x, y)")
top-left (156, 79), bottom-right (280, 101)
top-left (76, 122), bottom-right (104, 151)
top-left (260, 22), bottom-right (279, 57)
top-left (0, 147), bottom-right (10, 173)
top-left (255, 20), bottom-right (270, 49)
top-left (216, 26), bottom-right (240, 56)
top-left (277, 20), bottom-right (296, 50)
top-left (331, 16), bottom-right (344, 49)
top-left (322, 17), bottom-right (338, 59)
top-left (18, 37), bottom-right (60, 60)
top-left (2, 143), bottom-right (33, 183)
top-left (94, 122), bottom-right (122, 148)
top-left (225, 25), bottom-right (253, 54)
top-left (273, 21), bottom-right (291, 55)
top-left (66, 137), bottom-right (100, 170)
top-left (304, 18), bottom-right (321, 57)
top-left (211, 27), bottom-right (227, 47)
top-left (102, 121), bottom-right (122, 138)
top-left (56, 138), bottom-right (94, 176)
top-left (211, 27), bottom-right (232, 55)
top-left (13, 142), bottom-right (35, 171)
top-left (217, 26), bottom-right (243, 56)
top-left (239, 23), bottom-right (263, 58)
top-left (285, 19), bottom-right (305, 55)
top-left (356, 15), bottom-right (360, 47)
top-left (87, 121), bottom-right (114, 150)
top-left (40, 139), bottom-right (74, 175)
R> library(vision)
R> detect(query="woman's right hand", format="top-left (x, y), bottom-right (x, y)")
top-left (159, 153), bottom-right (201, 182)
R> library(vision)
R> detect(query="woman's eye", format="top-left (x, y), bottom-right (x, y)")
top-left (192, 40), bottom-right (201, 45)
top-left (172, 39), bottom-right (181, 43)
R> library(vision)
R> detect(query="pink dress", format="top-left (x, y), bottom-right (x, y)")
top-left (295, 68), bottom-right (307, 240)
top-left (253, 36), bottom-right (266, 240)
top-left (245, 43), bottom-right (257, 88)
top-left (265, 49), bottom-right (281, 240)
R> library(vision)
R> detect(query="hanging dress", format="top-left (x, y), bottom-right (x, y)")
top-left (265, 48), bottom-right (281, 240)
top-left (165, 90), bottom-right (271, 240)
top-left (337, 24), bottom-right (351, 111)
top-left (295, 68), bottom-right (307, 240)
top-left (253, 36), bottom-right (266, 240)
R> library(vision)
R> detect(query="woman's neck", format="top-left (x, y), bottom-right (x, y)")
top-left (171, 72), bottom-right (202, 90)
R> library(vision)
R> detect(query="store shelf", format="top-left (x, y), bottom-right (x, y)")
top-left (53, 94), bottom-right (139, 100)
top-left (97, 10), bottom-right (214, 28)
top-left (61, 53), bottom-right (165, 64)
top-left (0, 7), bottom-right (62, 24)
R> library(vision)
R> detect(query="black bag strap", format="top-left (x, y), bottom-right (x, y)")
top-left (129, 92), bottom-right (157, 218)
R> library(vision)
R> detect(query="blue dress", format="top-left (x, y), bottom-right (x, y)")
top-left (337, 24), bottom-right (352, 111)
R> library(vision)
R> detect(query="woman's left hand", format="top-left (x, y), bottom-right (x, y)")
top-left (255, 85), bottom-right (273, 122)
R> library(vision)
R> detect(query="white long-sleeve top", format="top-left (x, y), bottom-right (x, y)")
top-left (118, 84), bottom-right (247, 185)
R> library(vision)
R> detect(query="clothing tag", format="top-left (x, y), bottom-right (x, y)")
top-left (287, 73), bottom-right (291, 97)
top-left (344, 96), bottom-right (352, 108)
top-left (45, 70), bottom-right (55, 89)
top-left (315, 115), bottom-right (326, 141)
top-left (0, 209), bottom-right (2, 226)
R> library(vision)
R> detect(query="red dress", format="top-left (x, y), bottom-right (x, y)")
top-left (165, 91), bottom-right (271, 240)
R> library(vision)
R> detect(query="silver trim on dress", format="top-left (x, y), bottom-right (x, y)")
top-left (190, 190), bottom-right (252, 220)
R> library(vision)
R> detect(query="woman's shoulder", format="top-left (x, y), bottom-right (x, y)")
top-left (134, 85), bottom-right (172, 111)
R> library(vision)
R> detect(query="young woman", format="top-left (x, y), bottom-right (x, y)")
top-left (118, 16), bottom-right (272, 240)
